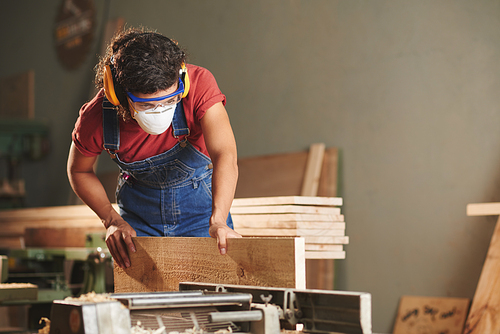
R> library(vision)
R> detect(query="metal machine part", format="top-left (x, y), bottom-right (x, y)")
top-left (48, 284), bottom-right (372, 334)
top-left (49, 300), bottom-right (131, 334)
top-left (49, 290), bottom-right (256, 334)
top-left (180, 282), bottom-right (373, 334)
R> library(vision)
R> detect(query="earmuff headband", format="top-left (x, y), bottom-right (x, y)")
top-left (103, 62), bottom-right (190, 107)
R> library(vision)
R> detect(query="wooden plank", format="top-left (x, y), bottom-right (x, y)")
top-left (0, 70), bottom-right (34, 119)
top-left (0, 237), bottom-right (24, 249)
top-left (318, 147), bottom-right (339, 198)
top-left (230, 205), bottom-right (341, 215)
top-left (305, 244), bottom-right (344, 251)
top-left (0, 204), bottom-right (117, 222)
top-left (464, 214), bottom-right (500, 333)
top-left (0, 283), bottom-right (37, 302)
top-left (24, 227), bottom-right (104, 247)
top-left (232, 195), bottom-right (342, 207)
top-left (234, 228), bottom-right (345, 237)
top-left (235, 151), bottom-right (309, 198)
top-left (233, 220), bottom-right (345, 230)
top-left (301, 143), bottom-right (326, 196)
top-left (0, 205), bottom-right (115, 242)
top-left (304, 236), bottom-right (349, 244)
top-left (0, 219), bottom-right (104, 237)
top-left (114, 237), bottom-right (306, 293)
top-left (467, 203), bottom-right (500, 216)
top-left (231, 213), bottom-right (344, 223)
top-left (305, 251), bottom-right (345, 259)
top-left (393, 295), bottom-right (470, 334)
top-left (1, 255), bottom-right (7, 283)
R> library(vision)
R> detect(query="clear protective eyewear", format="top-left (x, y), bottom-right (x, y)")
top-left (127, 78), bottom-right (184, 113)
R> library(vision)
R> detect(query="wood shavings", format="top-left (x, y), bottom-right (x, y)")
top-left (64, 291), bottom-right (116, 302)
top-left (0, 282), bottom-right (37, 288)
top-left (38, 317), bottom-right (50, 334)
top-left (130, 322), bottom-right (207, 334)
top-left (130, 321), bottom-right (166, 334)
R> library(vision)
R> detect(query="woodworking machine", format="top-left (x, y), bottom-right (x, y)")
top-left (47, 282), bottom-right (372, 334)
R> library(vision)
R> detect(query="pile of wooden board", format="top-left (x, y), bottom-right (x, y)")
top-left (230, 195), bottom-right (348, 259)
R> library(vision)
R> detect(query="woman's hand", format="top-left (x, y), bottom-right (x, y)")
top-left (209, 223), bottom-right (242, 255)
top-left (105, 217), bottom-right (137, 268)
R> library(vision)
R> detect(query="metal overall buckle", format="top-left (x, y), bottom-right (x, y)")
top-left (174, 128), bottom-right (190, 148)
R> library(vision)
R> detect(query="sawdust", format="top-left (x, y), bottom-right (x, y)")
top-left (130, 322), bottom-right (225, 334)
top-left (64, 291), bottom-right (116, 302)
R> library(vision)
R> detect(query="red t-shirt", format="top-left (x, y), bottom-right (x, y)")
top-left (72, 64), bottom-right (226, 162)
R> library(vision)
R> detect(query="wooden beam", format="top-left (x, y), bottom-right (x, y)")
top-left (0, 237), bottom-right (24, 249)
top-left (234, 228), bottom-right (345, 236)
top-left (114, 237), bottom-right (306, 293)
top-left (318, 147), bottom-right (339, 198)
top-left (305, 251), bottom-right (345, 259)
top-left (232, 195), bottom-right (342, 207)
top-left (467, 203), bottom-right (500, 216)
top-left (464, 214), bottom-right (500, 333)
top-left (233, 219), bottom-right (345, 229)
top-left (230, 205), bottom-right (341, 215)
top-left (24, 227), bottom-right (104, 248)
top-left (0, 283), bottom-right (37, 302)
top-left (231, 213), bottom-right (344, 223)
top-left (301, 143), bottom-right (326, 197)
top-left (305, 244), bottom-right (344, 251)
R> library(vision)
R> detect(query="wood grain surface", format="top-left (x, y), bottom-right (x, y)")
top-left (114, 237), bottom-right (306, 293)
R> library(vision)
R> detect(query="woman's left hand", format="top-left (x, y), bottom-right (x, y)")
top-left (209, 223), bottom-right (242, 255)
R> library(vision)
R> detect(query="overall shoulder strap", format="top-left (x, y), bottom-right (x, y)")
top-left (102, 96), bottom-right (120, 156)
top-left (172, 101), bottom-right (190, 141)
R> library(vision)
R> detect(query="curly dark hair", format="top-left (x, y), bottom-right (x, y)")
top-left (95, 27), bottom-right (186, 120)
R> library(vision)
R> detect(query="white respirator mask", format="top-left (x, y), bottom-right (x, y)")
top-left (132, 104), bottom-right (176, 135)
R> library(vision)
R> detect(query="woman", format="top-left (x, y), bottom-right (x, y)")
top-left (67, 27), bottom-right (240, 269)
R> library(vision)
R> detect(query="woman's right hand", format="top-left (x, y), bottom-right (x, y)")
top-left (67, 143), bottom-right (137, 268)
top-left (105, 217), bottom-right (137, 269)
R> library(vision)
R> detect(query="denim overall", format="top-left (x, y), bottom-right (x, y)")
top-left (102, 97), bottom-right (233, 237)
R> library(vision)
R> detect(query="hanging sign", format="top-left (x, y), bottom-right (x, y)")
top-left (54, 0), bottom-right (95, 70)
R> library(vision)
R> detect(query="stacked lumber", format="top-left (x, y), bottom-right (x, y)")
top-left (0, 205), bottom-right (108, 248)
top-left (230, 195), bottom-right (348, 259)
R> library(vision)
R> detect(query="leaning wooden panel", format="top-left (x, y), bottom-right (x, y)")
top-left (463, 214), bottom-right (500, 334)
top-left (393, 295), bottom-right (470, 334)
top-left (114, 237), bottom-right (306, 293)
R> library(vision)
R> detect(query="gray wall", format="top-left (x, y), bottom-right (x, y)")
top-left (2, 1), bottom-right (500, 332)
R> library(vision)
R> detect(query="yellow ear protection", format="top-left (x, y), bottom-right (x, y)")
top-left (103, 65), bottom-right (122, 106)
top-left (103, 62), bottom-right (191, 106)
top-left (180, 63), bottom-right (190, 98)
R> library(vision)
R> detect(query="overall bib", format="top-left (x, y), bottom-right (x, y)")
top-left (102, 97), bottom-right (233, 237)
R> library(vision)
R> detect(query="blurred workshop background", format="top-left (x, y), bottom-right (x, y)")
top-left (1, 1), bottom-right (500, 332)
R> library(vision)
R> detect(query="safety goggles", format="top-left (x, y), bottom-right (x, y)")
top-left (126, 78), bottom-right (184, 113)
